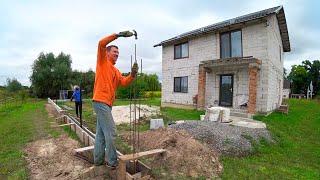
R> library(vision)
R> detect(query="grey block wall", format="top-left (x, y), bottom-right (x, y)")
top-left (161, 14), bottom-right (285, 113)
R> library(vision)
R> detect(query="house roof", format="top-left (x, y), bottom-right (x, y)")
top-left (154, 6), bottom-right (290, 52)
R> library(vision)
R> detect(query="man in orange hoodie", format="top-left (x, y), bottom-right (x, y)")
top-left (92, 31), bottom-right (138, 168)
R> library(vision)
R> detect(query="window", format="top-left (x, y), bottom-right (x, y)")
top-left (279, 45), bottom-right (282, 62)
top-left (174, 76), bottom-right (188, 93)
top-left (174, 42), bottom-right (188, 59)
top-left (220, 30), bottom-right (242, 58)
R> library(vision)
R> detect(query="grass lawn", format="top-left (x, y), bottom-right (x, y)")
top-left (222, 99), bottom-right (320, 179)
top-left (0, 100), bottom-right (53, 179)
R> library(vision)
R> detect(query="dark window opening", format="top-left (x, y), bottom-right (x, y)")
top-left (220, 30), bottom-right (242, 58)
top-left (174, 76), bottom-right (188, 93)
top-left (174, 42), bottom-right (189, 59)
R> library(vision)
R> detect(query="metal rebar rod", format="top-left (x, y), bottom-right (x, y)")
top-left (130, 55), bottom-right (133, 148)
top-left (138, 58), bottom-right (143, 152)
top-left (134, 43), bottom-right (138, 173)
top-left (133, 44), bottom-right (137, 157)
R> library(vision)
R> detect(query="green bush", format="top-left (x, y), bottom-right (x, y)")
top-left (143, 91), bottom-right (161, 98)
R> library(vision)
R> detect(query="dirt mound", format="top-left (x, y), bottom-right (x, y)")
top-left (137, 128), bottom-right (223, 178)
top-left (24, 134), bottom-right (92, 179)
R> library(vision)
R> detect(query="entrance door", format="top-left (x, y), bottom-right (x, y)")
top-left (219, 75), bottom-right (233, 106)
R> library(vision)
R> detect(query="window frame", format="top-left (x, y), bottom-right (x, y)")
top-left (279, 45), bottom-right (282, 62)
top-left (220, 29), bottom-right (243, 59)
top-left (174, 42), bottom-right (189, 59)
top-left (174, 76), bottom-right (188, 93)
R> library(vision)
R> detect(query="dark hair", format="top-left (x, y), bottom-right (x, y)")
top-left (106, 45), bottom-right (118, 52)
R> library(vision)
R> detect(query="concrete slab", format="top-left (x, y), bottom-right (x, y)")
top-left (227, 116), bottom-right (266, 129)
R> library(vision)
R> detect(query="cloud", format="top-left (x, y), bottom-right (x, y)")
top-left (0, 0), bottom-right (319, 86)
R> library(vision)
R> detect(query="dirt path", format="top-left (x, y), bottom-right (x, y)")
top-left (24, 103), bottom-right (92, 179)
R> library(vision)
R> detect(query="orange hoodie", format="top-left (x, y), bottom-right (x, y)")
top-left (93, 34), bottom-right (134, 106)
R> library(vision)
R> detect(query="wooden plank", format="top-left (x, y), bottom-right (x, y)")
top-left (74, 146), bottom-right (94, 163)
top-left (119, 149), bottom-right (166, 161)
top-left (74, 146), bottom-right (94, 153)
top-left (140, 175), bottom-right (151, 180)
top-left (126, 172), bottom-right (141, 179)
top-left (117, 160), bottom-right (126, 180)
top-left (58, 123), bottom-right (75, 127)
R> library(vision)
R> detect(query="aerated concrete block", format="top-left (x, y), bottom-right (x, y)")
top-left (150, 119), bottom-right (164, 130)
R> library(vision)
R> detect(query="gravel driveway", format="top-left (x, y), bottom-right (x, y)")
top-left (170, 120), bottom-right (273, 156)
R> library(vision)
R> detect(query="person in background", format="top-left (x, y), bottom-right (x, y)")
top-left (70, 85), bottom-right (82, 118)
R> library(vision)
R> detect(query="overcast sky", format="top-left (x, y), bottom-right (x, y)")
top-left (0, 0), bottom-right (319, 86)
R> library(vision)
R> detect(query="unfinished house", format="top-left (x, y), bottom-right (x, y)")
top-left (154, 6), bottom-right (290, 115)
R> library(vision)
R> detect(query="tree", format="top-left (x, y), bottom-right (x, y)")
top-left (30, 52), bottom-right (72, 98)
top-left (116, 73), bottom-right (161, 99)
top-left (288, 65), bottom-right (308, 94)
top-left (6, 78), bottom-right (23, 92)
top-left (302, 60), bottom-right (320, 95)
top-left (70, 69), bottom-right (95, 98)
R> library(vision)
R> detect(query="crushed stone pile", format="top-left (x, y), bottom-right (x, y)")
top-left (170, 120), bottom-right (273, 156)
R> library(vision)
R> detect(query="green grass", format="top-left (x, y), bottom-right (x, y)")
top-left (221, 99), bottom-right (320, 179)
top-left (113, 98), bottom-right (161, 106)
top-left (0, 100), bottom-right (53, 179)
top-left (160, 107), bottom-right (204, 121)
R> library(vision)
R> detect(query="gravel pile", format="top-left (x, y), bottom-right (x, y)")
top-left (170, 120), bottom-right (273, 156)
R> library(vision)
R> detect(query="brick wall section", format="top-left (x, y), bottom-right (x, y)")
top-left (197, 64), bottom-right (206, 109)
top-left (248, 66), bottom-right (258, 113)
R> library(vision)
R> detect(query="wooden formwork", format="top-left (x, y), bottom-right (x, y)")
top-left (47, 98), bottom-right (165, 179)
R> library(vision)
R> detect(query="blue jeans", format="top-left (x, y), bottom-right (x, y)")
top-left (93, 101), bottom-right (118, 166)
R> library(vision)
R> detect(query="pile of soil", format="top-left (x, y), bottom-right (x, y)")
top-left (135, 128), bottom-right (223, 178)
top-left (24, 135), bottom-right (92, 179)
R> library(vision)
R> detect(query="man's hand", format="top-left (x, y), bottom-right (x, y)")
top-left (131, 62), bottom-right (139, 78)
top-left (117, 31), bottom-right (134, 38)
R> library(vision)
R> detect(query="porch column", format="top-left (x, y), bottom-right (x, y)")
top-left (248, 65), bottom-right (259, 114)
top-left (197, 64), bottom-right (206, 109)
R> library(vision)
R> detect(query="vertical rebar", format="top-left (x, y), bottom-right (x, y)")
top-left (134, 43), bottom-right (138, 173)
top-left (130, 55), bottom-right (133, 149)
top-left (138, 58), bottom-right (142, 152)
top-left (133, 43), bottom-right (137, 157)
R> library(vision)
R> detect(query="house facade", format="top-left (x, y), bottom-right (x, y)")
top-left (154, 6), bottom-right (290, 114)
